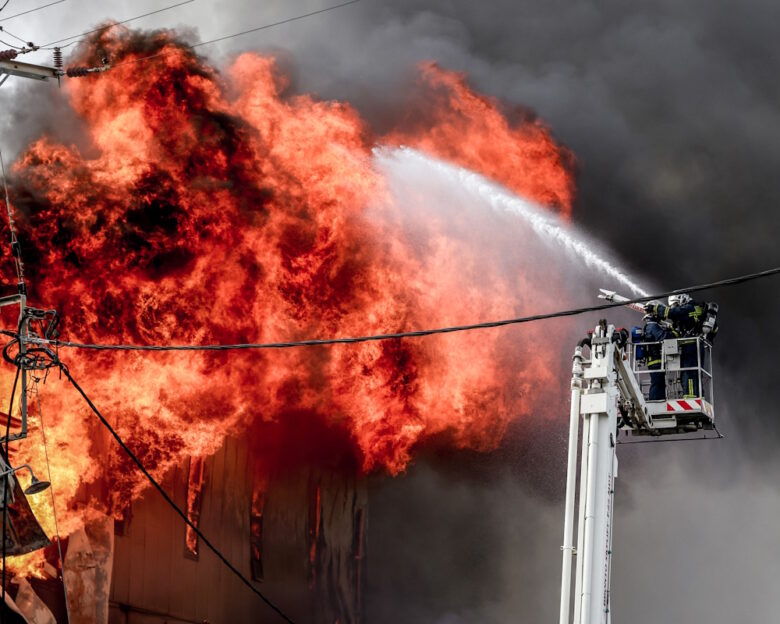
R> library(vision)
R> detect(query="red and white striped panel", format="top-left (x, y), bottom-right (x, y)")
top-left (666, 399), bottom-right (703, 412)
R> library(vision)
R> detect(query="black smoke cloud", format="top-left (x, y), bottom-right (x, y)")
top-left (247, 2), bottom-right (779, 622)
top-left (3, 1), bottom-right (780, 622)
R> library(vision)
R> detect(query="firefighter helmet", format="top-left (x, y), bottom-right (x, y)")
top-left (668, 293), bottom-right (692, 307)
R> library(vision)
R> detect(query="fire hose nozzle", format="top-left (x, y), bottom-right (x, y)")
top-left (598, 288), bottom-right (624, 303)
top-left (598, 288), bottom-right (646, 314)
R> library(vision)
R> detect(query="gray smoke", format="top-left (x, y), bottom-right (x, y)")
top-left (3, 1), bottom-right (780, 621)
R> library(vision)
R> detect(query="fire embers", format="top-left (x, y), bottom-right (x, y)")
top-left (0, 28), bottom-right (574, 573)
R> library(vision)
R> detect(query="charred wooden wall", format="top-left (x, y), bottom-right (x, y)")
top-left (108, 436), bottom-right (367, 624)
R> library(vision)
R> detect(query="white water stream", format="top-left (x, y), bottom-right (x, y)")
top-left (376, 147), bottom-right (649, 298)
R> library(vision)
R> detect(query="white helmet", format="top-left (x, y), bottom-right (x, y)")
top-left (668, 293), bottom-right (692, 307)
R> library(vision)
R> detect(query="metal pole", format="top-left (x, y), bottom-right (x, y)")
top-left (697, 337), bottom-right (702, 399)
top-left (17, 297), bottom-right (28, 442)
top-left (560, 345), bottom-right (585, 624)
top-left (579, 410), bottom-right (600, 624)
top-left (572, 415), bottom-right (590, 623)
top-left (604, 454), bottom-right (617, 624)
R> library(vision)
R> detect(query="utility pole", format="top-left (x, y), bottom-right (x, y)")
top-left (0, 46), bottom-right (108, 88)
top-left (0, 48), bottom-right (59, 86)
top-left (0, 83), bottom-right (59, 566)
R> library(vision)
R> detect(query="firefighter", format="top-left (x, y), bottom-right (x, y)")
top-left (644, 294), bottom-right (719, 398)
top-left (641, 307), bottom-right (671, 400)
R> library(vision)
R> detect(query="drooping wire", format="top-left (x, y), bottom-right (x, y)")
top-left (0, 26), bottom-right (28, 47)
top-left (1, 364), bottom-right (20, 620)
top-left (0, 148), bottom-right (25, 296)
top-left (0, 35), bottom-right (23, 49)
top-left (111, 0), bottom-right (361, 68)
top-left (0, 0), bottom-right (64, 24)
top-left (30, 380), bottom-right (70, 622)
top-left (190, 0), bottom-right (360, 48)
top-left (53, 361), bottom-right (297, 624)
top-left (40, 0), bottom-right (195, 48)
top-left (25, 265), bottom-right (780, 353)
top-left (0, 1), bottom-right (9, 15)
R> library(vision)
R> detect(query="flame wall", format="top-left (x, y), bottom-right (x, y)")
top-left (0, 29), bottom-right (577, 573)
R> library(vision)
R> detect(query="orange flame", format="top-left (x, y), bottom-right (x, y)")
top-left (384, 62), bottom-right (576, 216)
top-left (0, 29), bottom-right (576, 575)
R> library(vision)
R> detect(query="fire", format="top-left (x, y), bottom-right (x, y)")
top-left (384, 62), bottom-right (576, 217)
top-left (0, 28), bottom-right (576, 574)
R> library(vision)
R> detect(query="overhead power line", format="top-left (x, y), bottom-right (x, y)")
top-left (0, 35), bottom-right (22, 48)
top-left (0, 148), bottom-right (25, 294)
top-left (189, 0), bottom-right (360, 48)
top-left (42, 0), bottom-right (196, 48)
top-left (27, 265), bottom-right (780, 353)
top-left (113, 0), bottom-right (361, 68)
top-left (0, 0), bottom-right (64, 23)
top-left (0, 25), bottom-right (31, 46)
top-left (56, 362), bottom-right (297, 624)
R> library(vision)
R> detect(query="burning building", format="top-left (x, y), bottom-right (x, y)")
top-left (0, 26), bottom-right (577, 623)
top-left (106, 439), bottom-right (367, 623)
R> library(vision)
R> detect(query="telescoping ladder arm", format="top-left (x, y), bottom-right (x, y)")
top-left (559, 338), bottom-right (586, 624)
top-left (560, 298), bottom-right (718, 623)
top-left (560, 323), bottom-right (621, 624)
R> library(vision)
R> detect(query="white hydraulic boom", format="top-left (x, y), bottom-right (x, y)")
top-left (559, 301), bottom-right (716, 624)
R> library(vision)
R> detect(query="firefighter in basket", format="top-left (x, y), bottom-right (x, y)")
top-left (644, 294), bottom-right (719, 399)
top-left (636, 306), bottom-right (671, 400)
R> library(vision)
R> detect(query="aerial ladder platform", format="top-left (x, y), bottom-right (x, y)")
top-left (558, 298), bottom-right (716, 624)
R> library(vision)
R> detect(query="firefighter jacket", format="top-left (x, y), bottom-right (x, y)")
top-left (646, 301), bottom-right (718, 341)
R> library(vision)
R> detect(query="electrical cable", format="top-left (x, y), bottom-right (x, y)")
top-left (189, 0), bottom-right (360, 48)
top-left (41, 0), bottom-right (195, 47)
top-left (0, 0), bottom-right (64, 23)
top-left (31, 381), bottom-right (70, 622)
top-left (111, 0), bottom-right (361, 68)
top-left (0, 147), bottom-right (25, 294)
top-left (26, 265), bottom-right (780, 353)
top-left (0, 38), bottom-right (22, 49)
top-left (53, 362), bottom-right (297, 624)
top-left (0, 1), bottom-right (9, 15)
top-left (1, 365), bottom-right (19, 622)
top-left (0, 26), bottom-right (28, 46)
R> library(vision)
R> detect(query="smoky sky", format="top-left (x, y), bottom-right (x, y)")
top-left (3, 1), bottom-right (780, 622)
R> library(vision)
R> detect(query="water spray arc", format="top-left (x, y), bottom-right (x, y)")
top-left (384, 148), bottom-right (648, 297)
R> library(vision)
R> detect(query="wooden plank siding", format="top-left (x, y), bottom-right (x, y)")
top-left (109, 437), bottom-right (266, 623)
top-left (108, 436), bottom-right (366, 624)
